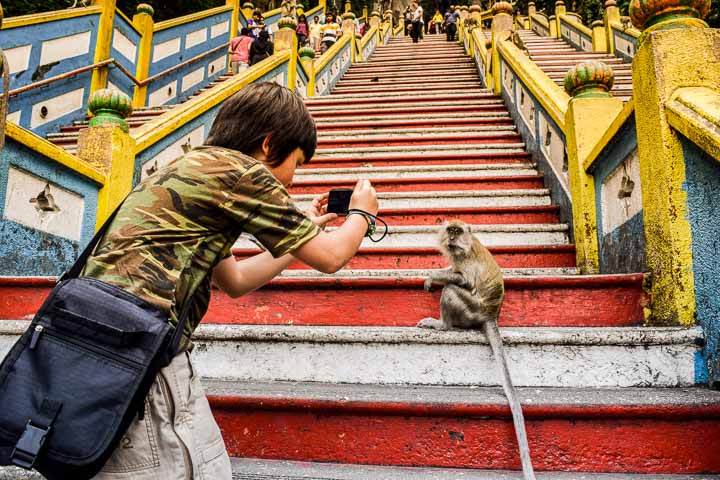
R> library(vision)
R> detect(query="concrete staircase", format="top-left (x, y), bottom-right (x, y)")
top-left (517, 30), bottom-right (633, 101)
top-left (7, 34), bottom-right (720, 479)
top-left (44, 73), bottom-right (235, 154)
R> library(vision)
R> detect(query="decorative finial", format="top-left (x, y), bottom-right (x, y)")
top-left (555, 0), bottom-right (565, 6)
top-left (459, 5), bottom-right (469, 11)
top-left (88, 89), bottom-right (133, 132)
top-left (630, 0), bottom-right (710, 32)
top-left (298, 46), bottom-right (315, 59)
top-left (342, 11), bottom-right (356, 19)
top-left (469, 4), bottom-right (482, 13)
top-left (371, 10), bottom-right (381, 17)
top-left (277, 16), bottom-right (298, 30)
top-left (591, 19), bottom-right (604, 27)
top-left (564, 61), bottom-right (615, 98)
top-left (242, 2), bottom-right (255, 9)
top-left (604, 0), bottom-right (617, 7)
top-left (492, 1), bottom-right (513, 15)
top-left (135, 3), bottom-right (154, 16)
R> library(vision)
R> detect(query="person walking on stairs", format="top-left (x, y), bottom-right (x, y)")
top-left (410, 0), bottom-right (423, 43)
top-left (249, 30), bottom-right (274, 66)
top-left (296, 14), bottom-right (310, 46)
top-left (86, 82), bottom-right (379, 479)
top-left (229, 27), bottom-right (254, 74)
top-left (445, 6), bottom-right (459, 41)
top-left (309, 16), bottom-right (322, 51)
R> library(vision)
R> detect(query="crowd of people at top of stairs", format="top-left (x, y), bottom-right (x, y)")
top-left (403, 4), bottom-right (462, 43)
top-left (229, 10), bottom-right (374, 72)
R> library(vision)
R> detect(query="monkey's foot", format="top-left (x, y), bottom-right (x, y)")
top-left (417, 317), bottom-right (445, 330)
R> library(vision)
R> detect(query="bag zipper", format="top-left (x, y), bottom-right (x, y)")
top-left (30, 324), bottom-right (142, 370)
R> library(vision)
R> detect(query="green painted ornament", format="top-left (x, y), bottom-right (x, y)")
top-left (135, 3), bottom-right (154, 16)
top-left (278, 16), bottom-right (298, 30)
top-left (564, 61), bottom-right (615, 98)
top-left (88, 89), bottom-right (133, 133)
top-left (630, 0), bottom-right (710, 32)
top-left (298, 46), bottom-right (316, 59)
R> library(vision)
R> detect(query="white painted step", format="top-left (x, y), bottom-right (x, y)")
top-left (170, 325), bottom-right (704, 387)
top-left (291, 189), bottom-right (552, 209)
top-left (295, 163), bottom-right (538, 180)
top-left (228, 457), bottom-right (720, 480)
top-left (278, 267), bottom-right (578, 278)
top-left (313, 112), bottom-right (512, 123)
top-left (1, 322), bottom-right (696, 388)
top-left (314, 144), bottom-right (526, 157)
top-left (235, 223), bottom-right (569, 249)
top-left (316, 126), bottom-right (517, 139)
top-left (305, 90), bottom-right (492, 101)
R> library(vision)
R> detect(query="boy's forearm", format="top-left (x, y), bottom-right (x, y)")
top-left (212, 251), bottom-right (295, 297)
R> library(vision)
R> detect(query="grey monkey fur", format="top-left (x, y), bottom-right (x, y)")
top-left (418, 219), bottom-right (536, 480)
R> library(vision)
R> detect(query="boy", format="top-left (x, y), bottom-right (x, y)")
top-left (321, 13), bottom-right (340, 53)
top-left (87, 83), bottom-right (379, 479)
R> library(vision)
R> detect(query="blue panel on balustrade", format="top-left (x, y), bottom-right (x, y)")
top-left (2, 13), bottom-right (101, 136)
top-left (108, 13), bottom-right (142, 97)
top-left (146, 10), bottom-right (232, 106)
top-left (589, 114), bottom-right (645, 274)
top-left (681, 136), bottom-right (720, 385)
top-left (0, 139), bottom-right (99, 276)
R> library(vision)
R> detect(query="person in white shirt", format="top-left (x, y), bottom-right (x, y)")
top-left (410, 1), bottom-right (423, 43)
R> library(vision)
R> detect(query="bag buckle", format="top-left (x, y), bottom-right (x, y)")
top-left (11, 420), bottom-right (51, 469)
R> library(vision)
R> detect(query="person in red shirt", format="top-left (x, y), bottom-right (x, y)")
top-left (229, 27), bottom-right (255, 74)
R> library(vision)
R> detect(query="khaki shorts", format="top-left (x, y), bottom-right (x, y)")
top-left (93, 353), bottom-right (232, 480)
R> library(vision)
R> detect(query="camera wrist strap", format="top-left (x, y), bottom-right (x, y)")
top-left (347, 209), bottom-right (388, 242)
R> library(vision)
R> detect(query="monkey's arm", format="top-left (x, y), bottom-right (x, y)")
top-left (424, 269), bottom-right (472, 292)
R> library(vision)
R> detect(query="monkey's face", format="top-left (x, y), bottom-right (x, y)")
top-left (441, 222), bottom-right (473, 258)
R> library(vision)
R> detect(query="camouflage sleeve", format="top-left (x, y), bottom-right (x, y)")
top-left (219, 162), bottom-right (320, 258)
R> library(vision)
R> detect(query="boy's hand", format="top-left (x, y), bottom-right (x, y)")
top-left (304, 192), bottom-right (337, 228)
top-left (349, 179), bottom-right (379, 216)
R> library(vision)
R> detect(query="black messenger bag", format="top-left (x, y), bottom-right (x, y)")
top-left (0, 205), bottom-right (195, 479)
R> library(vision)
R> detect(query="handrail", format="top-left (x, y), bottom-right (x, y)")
top-left (359, 25), bottom-right (379, 49)
top-left (5, 122), bottom-right (107, 185)
top-left (314, 33), bottom-right (351, 72)
top-left (531, 12), bottom-right (550, 27)
top-left (497, 38), bottom-right (569, 130)
top-left (305, 4), bottom-right (324, 18)
top-left (154, 5), bottom-right (234, 31)
top-left (9, 43), bottom-right (229, 97)
top-left (666, 87), bottom-right (720, 163)
top-left (262, 7), bottom-right (283, 19)
top-left (1, 5), bottom-right (102, 30)
top-left (115, 8), bottom-right (142, 35)
top-left (583, 99), bottom-right (635, 172)
top-left (133, 50), bottom-right (291, 153)
top-left (610, 21), bottom-right (640, 39)
top-left (560, 14), bottom-right (592, 37)
top-left (393, 22), bottom-right (403, 36)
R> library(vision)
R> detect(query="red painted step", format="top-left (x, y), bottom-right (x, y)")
top-left (289, 175), bottom-right (544, 194)
top-left (233, 244), bottom-right (576, 269)
top-left (306, 93), bottom-right (495, 107)
top-left (0, 274), bottom-right (646, 327)
top-left (208, 382), bottom-right (720, 474)
top-left (315, 117), bottom-right (515, 131)
top-left (316, 133), bottom-right (522, 148)
top-left (309, 104), bottom-right (506, 117)
top-left (308, 152), bottom-right (530, 168)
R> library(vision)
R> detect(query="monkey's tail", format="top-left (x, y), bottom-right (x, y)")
top-left (482, 321), bottom-right (536, 480)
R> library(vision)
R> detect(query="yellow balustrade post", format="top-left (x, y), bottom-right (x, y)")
top-left (131, 4), bottom-right (155, 108)
top-left (527, 1), bottom-right (535, 27)
top-left (548, 15), bottom-right (558, 37)
top-left (275, 18), bottom-right (299, 91)
top-left (370, 11), bottom-right (381, 41)
top-left (604, 0), bottom-right (620, 54)
top-left (299, 47), bottom-right (315, 97)
top-left (89, 0), bottom-right (118, 96)
top-left (591, 19), bottom-right (607, 52)
top-left (630, 0), bottom-right (714, 326)
top-left (241, 1), bottom-right (255, 21)
top-left (341, 13), bottom-right (357, 62)
top-left (318, 0), bottom-right (326, 10)
top-left (563, 62), bottom-right (623, 274)
top-left (490, 2), bottom-right (513, 95)
top-left (458, 6), bottom-right (469, 42)
top-left (362, 6), bottom-right (368, 20)
top-left (345, 1), bottom-right (351, 13)
top-left (77, 89), bottom-right (135, 229)
top-left (554, 0), bottom-right (565, 37)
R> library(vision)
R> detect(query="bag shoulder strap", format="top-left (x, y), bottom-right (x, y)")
top-left (60, 200), bottom-right (126, 282)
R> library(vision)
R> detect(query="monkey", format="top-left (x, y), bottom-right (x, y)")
top-left (417, 219), bottom-right (536, 480)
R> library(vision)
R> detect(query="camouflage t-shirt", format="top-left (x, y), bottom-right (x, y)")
top-left (81, 145), bottom-right (320, 347)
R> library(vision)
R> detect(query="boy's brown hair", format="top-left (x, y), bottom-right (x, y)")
top-left (205, 82), bottom-right (317, 167)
